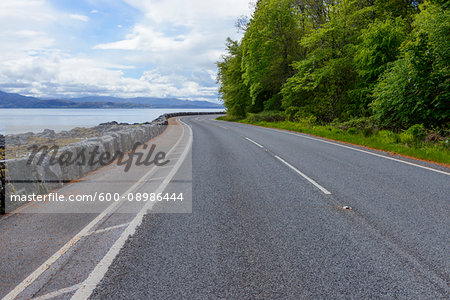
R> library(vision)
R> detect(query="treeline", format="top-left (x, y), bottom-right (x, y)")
top-left (217, 0), bottom-right (449, 130)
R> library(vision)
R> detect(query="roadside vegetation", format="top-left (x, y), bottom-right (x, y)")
top-left (216, 0), bottom-right (449, 164)
top-left (218, 114), bottom-right (450, 164)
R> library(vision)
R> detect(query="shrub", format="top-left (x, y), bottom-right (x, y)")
top-left (247, 111), bottom-right (286, 122)
top-left (425, 130), bottom-right (444, 143)
top-left (362, 128), bottom-right (374, 137)
top-left (406, 124), bottom-right (427, 141)
top-left (346, 127), bottom-right (358, 135)
top-left (377, 130), bottom-right (395, 144)
top-left (399, 132), bottom-right (414, 144)
top-left (342, 117), bottom-right (378, 130)
top-left (284, 106), bottom-right (318, 122)
top-left (297, 115), bottom-right (317, 128)
top-left (285, 106), bottom-right (301, 121)
top-left (332, 128), bottom-right (344, 135)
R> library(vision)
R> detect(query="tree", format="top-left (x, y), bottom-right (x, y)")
top-left (351, 17), bottom-right (407, 116)
top-left (217, 0), bottom-right (448, 131)
top-left (282, 0), bottom-right (373, 121)
top-left (372, 2), bottom-right (450, 128)
top-left (373, 0), bottom-right (423, 22)
top-left (217, 38), bottom-right (251, 118)
top-left (241, 0), bottom-right (305, 111)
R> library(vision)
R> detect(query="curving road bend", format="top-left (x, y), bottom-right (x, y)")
top-left (1, 114), bottom-right (449, 299)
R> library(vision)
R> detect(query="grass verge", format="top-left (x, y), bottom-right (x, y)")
top-left (217, 116), bottom-right (450, 166)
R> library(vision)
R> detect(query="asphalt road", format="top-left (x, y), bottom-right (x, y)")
top-left (88, 115), bottom-right (449, 299)
top-left (1, 115), bottom-right (449, 299)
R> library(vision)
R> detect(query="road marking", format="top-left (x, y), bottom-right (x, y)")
top-left (140, 176), bottom-right (165, 182)
top-left (71, 119), bottom-right (193, 300)
top-left (245, 137), bottom-right (264, 148)
top-left (274, 155), bottom-right (332, 195)
top-left (244, 136), bottom-right (330, 194)
top-left (268, 127), bottom-right (450, 176)
top-left (85, 223), bottom-right (130, 236)
top-left (2, 121), bottom-right (187, 300)
top-left (31, 284), bottom-right (81, 300)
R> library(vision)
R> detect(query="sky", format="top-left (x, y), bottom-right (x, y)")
top-left (0, 0), bottom-right (252, 102)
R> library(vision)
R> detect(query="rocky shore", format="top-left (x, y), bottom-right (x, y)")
top-left (6, 122), bottom-right (157, 159)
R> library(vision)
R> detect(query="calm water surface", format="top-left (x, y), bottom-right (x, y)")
top-left (0, 108), bottom-right (224, 134)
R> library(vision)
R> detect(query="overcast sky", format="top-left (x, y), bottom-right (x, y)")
top-left (0, 0), bottom-right (251, 102)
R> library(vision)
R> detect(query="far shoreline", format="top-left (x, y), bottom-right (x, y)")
top-left (0, 108), bottom-right (225, 135)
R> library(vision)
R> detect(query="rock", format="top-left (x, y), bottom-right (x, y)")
top-left (99, 121), bottom-right (119, 126)
top-left (58, 131), bottom-right (71, 138)
top-left (36, 129), bottom-right (56, 139)
top-left (6, 158), bottom-right (41, 195)
top-left (35, 154), bottom-right (63, 191)
top-left (6, 132), bottom-right (34, 146)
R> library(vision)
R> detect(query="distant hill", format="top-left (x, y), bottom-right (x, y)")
top-left (0, 91), bottom-right (224, 109)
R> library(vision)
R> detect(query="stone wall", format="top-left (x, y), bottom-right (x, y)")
top-left (1, 111), bottom-right (223, 214)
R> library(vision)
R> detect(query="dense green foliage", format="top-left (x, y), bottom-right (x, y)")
top-left (217, 0), bottom-right (449, 131)
top-left (373, 2), bottom-right (450, 128)
top-left (217, 39), bottom-right (251, 117)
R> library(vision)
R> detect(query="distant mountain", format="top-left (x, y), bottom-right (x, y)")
top-left (69, 95), bottom-right (223, 108)
top-left (0, 91), bottom-right (224, 109)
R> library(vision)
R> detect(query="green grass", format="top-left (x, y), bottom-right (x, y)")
top-left (217, 116), bottom-right (450, 165)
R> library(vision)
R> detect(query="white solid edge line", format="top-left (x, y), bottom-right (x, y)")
top-left (245, 137), bottom-right (264, 148)
top-left (268, 127), bottom-right (450, 176)
top-left (2, 120), bottom-right (186, 300)
top-left (31, 284), bottom-right (82, 300)
top-left (71, 119), bottom-right (193, 300)
top-left (274, 155), bottom-right (332, 195)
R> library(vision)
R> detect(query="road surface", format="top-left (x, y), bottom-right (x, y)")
top-left (1, 115), bottom-right (449, 299)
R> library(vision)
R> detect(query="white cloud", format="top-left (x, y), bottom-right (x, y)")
top-left (0, 1), bottom-right (57, 59)
top-left (0, 52), bottom-right (218, 100)
top-left (95, 25), bottom-right (186, 52)
top-left (0, 0), bottom-right (58, 22)
top-left (94, 0), bottom-right (251, 74)
top-left (96, 0), bottom-right (249, 53)
top-left (69, 14), bottom-right (89, 22)
top-left (0, 0), bottom-right (251, 101)
top-left (123, 0), bottom-right (250, 26)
